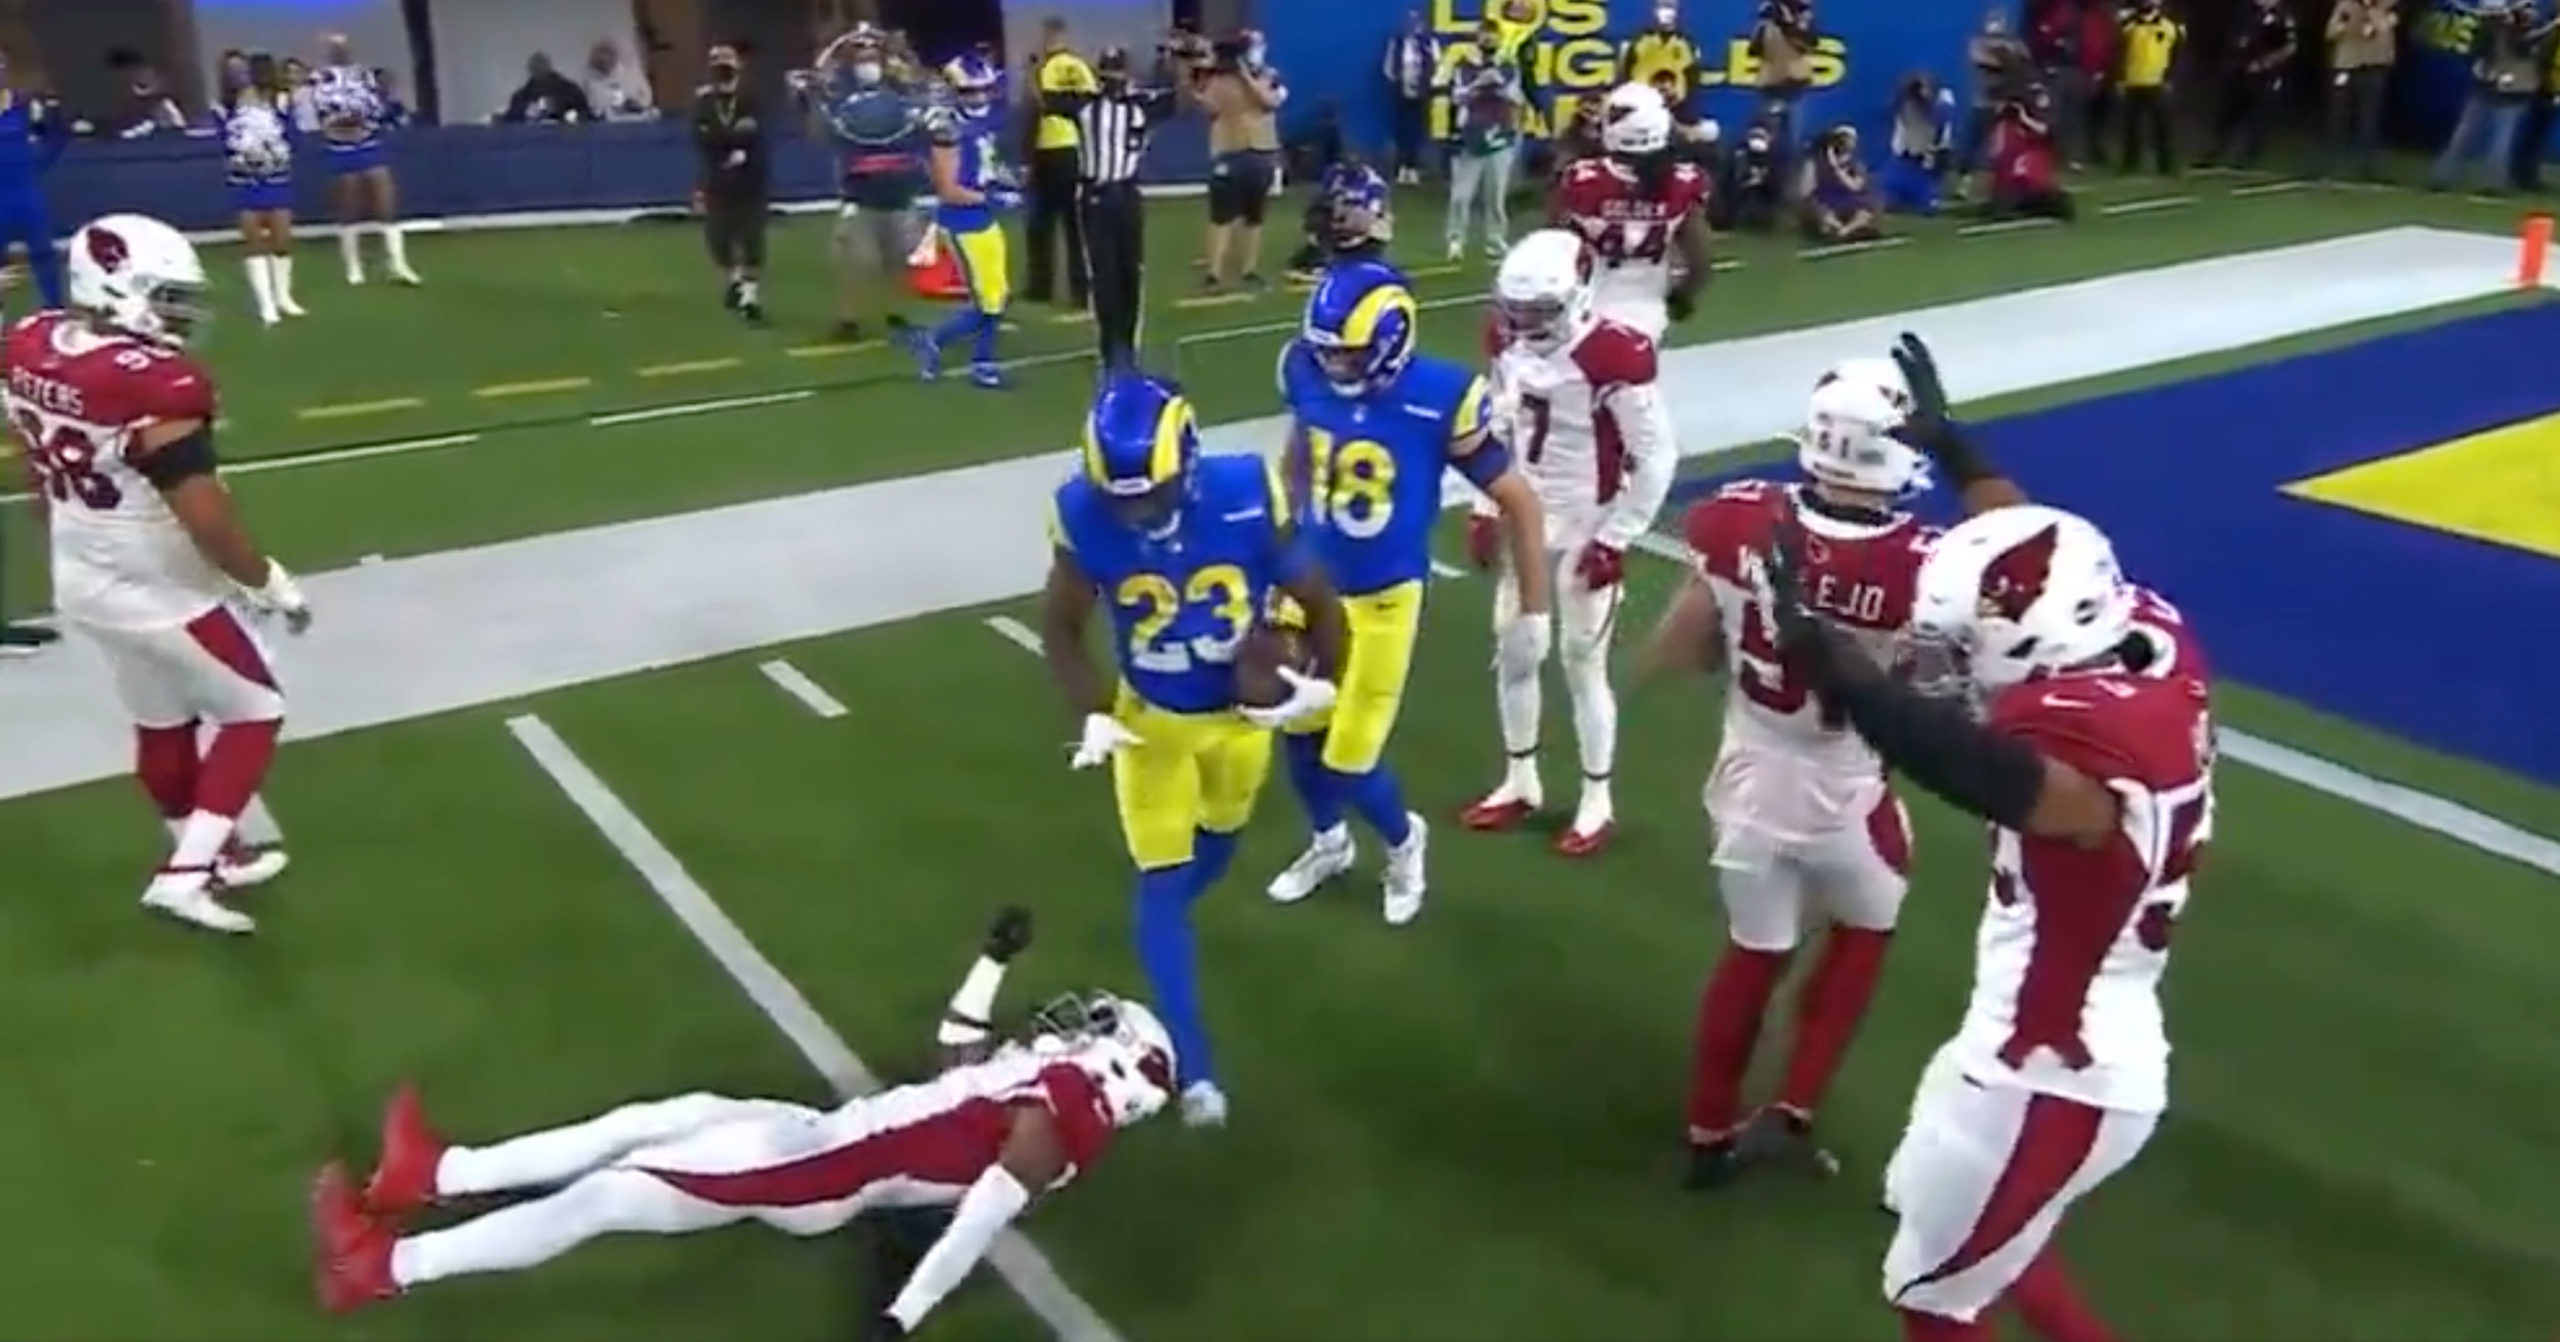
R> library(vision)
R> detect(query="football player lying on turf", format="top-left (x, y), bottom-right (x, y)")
top-left (311, 907), bottom-right (1175, 1339)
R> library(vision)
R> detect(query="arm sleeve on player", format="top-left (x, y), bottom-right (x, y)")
top-left (135, 423), bottom-right (220, 490)
top-left (1811, 645), bottom-right (2046, 830)
top-left (934, 956), bottom-right (1009, 1048)
top-left (884, 1163), bottom-right (1033, 1331)
top-left (1045, 495), bottom-right (1076, 556)
top-left (1449, 375), bottom-right (1517, 488)
top-left (1595, 382), bottom-right (1676, 551)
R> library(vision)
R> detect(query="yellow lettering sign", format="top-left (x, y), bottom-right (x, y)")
top-left (2415, 8), bottom-right (2475, 53)
top-left (1423, 4), bottom-right (1851, 141)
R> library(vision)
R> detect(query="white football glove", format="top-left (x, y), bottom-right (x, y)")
top-left (242, 559), bottom-right (312, 634)
top-left (1241, 666), bottom-right (1338, 728)
top-left (1069, 712), bottom-right (1142, 770)
top-left (1494, 612), bottom-right (1551, 680)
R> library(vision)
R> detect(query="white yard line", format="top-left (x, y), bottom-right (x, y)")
top-left (756, 659), bottom-right (848, 718)
top-left (2101, 195), bottom-right (2198, 216)
top-left (504, 714), bottom-right (1127, 1342)
top-left (590, 391), bottom-right (815, 429)
top-left (1617, 536), bottom-right (2560, 876)
top-left (986, 616), bottom-right (1046, 654)
top-left (1428, 558), bottom-right (1464, 578)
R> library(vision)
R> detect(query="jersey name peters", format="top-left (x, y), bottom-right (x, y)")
top-left (7, 365), bottom-right (88, 419)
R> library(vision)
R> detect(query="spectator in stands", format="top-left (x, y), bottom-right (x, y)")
top-left (2198, 0), bottom-right (2297, 169)
top-left (501, 52), bottom-right (594, 124)
top-left (1880, 72), bottom-right (1955, 213)
top-left (1984, 84), bottom-right (2074, 219)
top-left (2313, 0), bottom-right (2395, 181)
top-left (1797, 124), bottom-right (1883, 243)
top-left (1443, 26), bottom-right (1523, 262)
top-left (102, 51), bottom-right (186, 139)
top-left (1712, 119), bottom-right (1783, 231)
top-left (2116, 0), bottom-right (2182, 174)
top-left (1750, 0), bottom-right (1818, 154)
top-left (1382, 10), bottom-right (1441, 185)
top-left (2431, 0), bottom-right (2540, 192)
top-left (583, 39), bottom-right (655, 120)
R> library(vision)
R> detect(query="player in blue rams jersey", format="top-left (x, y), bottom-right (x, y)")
top-left (903, 55), bottom-right (1019, 390)
top-left (1040, 373), bottom-right (1346, 1126)
top-left (1266, 260), bottom-right (1551, 925)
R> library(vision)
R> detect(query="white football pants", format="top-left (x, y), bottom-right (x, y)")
top-left (392, 1093), bottom-right (849, 1289)
top-left (1491, 543), bottom-right (1622, 783)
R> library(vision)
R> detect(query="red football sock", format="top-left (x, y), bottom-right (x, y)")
top-left (134, 724), bottom-right (199, 823)
top-left (1685, 944), bottom-right (1786, 1139)
top-left (1778, 925), bottom-right (1893, 1116)
top-left (2008, 1248), bottom-right (2114, 1342)
top-left (168, 720), bottom-right (281, 871)
top-left (1900, 1307), bottom-right (1995, 1342)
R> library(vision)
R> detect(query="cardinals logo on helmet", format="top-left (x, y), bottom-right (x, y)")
top-left (1978, 523), bottom-right (2059, 622)
top-left (85, 226), bottom-right (130, 273)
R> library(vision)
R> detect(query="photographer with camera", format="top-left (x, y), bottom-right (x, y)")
top-left (1444, 27), bottom-right (1525, 261)
top-left (1181, 30), bottom-right (1286, 293)
top-left (693, 41), bottom-right (769, 324)
top-left (2198, 0), bottom-right (2297, 170)
top-left (794, 23), bottom-right (929, 343)
top-left (2313, 0), bottom-right (2395, 180)
top-left (1984, 84), bottom-right (2074, 220)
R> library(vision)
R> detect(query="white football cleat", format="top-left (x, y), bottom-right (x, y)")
top-left (1266, 829), bottom-right (1356, 904)
top-left (390, 265), bottom-right (423, 286)
top-left (1381, 813), bottom-right (1429, 926)
top-left (276, 295), bottom-right (308, 318)
top-left (1180, 1080), bottom-right (1229, 1128)
top-left (141, 879), bottom-right (254, 934)
top-left (217, 846), bottom-right (290, 890)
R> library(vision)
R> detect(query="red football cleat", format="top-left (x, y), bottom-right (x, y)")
top-left (364, 1085), bottom-right (445, 1216)
top-left (1458, 795), bottom-right (1536, 831)
top-left (312, 1162), bottom-right (398, 1313)
top-left (1554, 821), bottom-right (1614, 857)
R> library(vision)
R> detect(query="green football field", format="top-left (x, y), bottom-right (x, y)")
top-left (2, 175), bottom-right (2558, 1342)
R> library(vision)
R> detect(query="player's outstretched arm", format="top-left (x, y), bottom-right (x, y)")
top-left (876, 1105), bottom-right (1072, 1338)
top-left (934, 905), bottom-right (1034, 1070)
top-left (1634, 569), bottom-right (1723, 683)
top-left (1037, 548), bottom-right (1110, 718)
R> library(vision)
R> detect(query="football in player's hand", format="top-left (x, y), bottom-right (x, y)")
top-left (1234, 625), bottom-right (1307, 709)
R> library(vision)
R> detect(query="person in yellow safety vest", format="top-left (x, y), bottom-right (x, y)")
top-left (1620, 3), bottom-right (1701, 110)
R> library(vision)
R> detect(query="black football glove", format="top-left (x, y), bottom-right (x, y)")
top-left (1890, 330), bottom-right (1997, 488)
top-left (982, 905), bottom-right (1033, 964)
top-left (1762, 504), bottom-right (1852, 727)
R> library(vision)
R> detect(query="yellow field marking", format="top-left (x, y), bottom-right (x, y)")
top-left (297, 397), bottom-right (427, 420)
top-left (637, 357), bottom-right (746, 378)
top-left (472, 377), bottom-right (594, 399)
top-left (2286, 413), bottom-right (2560, 560)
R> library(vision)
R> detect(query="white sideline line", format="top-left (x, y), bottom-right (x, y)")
top-left (0, 431), bottom-right (487, 504)
top-left (1622, 534), bottom-right (2560, 877)
top-left (2102, 195), bottom-right (2197, 216)
top-left (756, 659), bottom-right (848, 718)
top-left (1428, 558), bottom-right (1463, 578)
top-left (986, 615), bottom-right (1046, 654)
top-left (591, 390), bottom-right (815, 428)
top-left (504, 714), bottom-right (1126, 1342)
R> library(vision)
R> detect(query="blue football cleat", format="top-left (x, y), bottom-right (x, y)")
top-left (902, 327), bottom-right (943, 382)
top-left (968, 362), bottom-right (1009, 390)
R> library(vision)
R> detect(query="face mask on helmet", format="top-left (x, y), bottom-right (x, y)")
top-left (145, 281), bottom-right (207, 345)
top-left (1496, 292), bottom-right (1571, 350)
top-left (1303, 337), bottom-right (1377, 394)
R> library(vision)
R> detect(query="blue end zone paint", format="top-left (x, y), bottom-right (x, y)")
top-left (1666, 303), bottom-right (2560, 784)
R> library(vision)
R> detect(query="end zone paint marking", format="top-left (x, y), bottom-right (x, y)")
top-left (638, 357), bottom-right (746, 378)
top-left (985, 615), bottom-right (1045, 654)
top-left (590, 390), bottom-right (815, 429)
top-left (757, 659), bottom-right (848, 718)
top-left (2101, 195), bottom-right (2197, 216)
top-left (297, 397), bottom-right (426, 421)
top-left (474, 376), bottom-right (594, 399)
top-left (503, 715), bottom-right (1123, 1342)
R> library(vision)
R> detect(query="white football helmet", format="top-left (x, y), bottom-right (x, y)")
top-left (1492, 228), bottom-right (1594, 354)
top-left (66, 213), bottom-right (207, 347)
top-left (1797, 357), bottom-right (1923, 497)
top-left (1052, 991), bottom-right (1176, 1128)
top-left (1906, 505), bottom-right (2136, 697)
top-left (1599, 82), bottom-right (1671, 155)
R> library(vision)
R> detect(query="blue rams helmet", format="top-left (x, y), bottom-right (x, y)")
top-left (1082, 374), bottom-right (1200, 539)
top-left (1300, 260), bottom-right (1420, 395)
top-left (944, 52), bottom-right (1000, 110)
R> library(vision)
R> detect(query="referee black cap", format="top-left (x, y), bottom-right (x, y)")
top-left (1097, 46), bottom-right (1131, 78)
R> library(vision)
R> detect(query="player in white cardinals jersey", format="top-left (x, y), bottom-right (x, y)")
top-left (1549, 83), bottom-right (1710, 341)
top-left (1754, 498), bottom-right (2212, 1342)
top-left (1637, 356), bottom-right (1951, 1187)
top-left (3, 214), bottom-right (310, 935)
top-left (1460, 228), bottom-right (1674, 855)
top-left (316, 909), bottom-right (1174, 1340)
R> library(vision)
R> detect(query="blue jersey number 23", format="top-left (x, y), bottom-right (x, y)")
top-left (1302, 428), bottom-right (1397, 541)
top-left (1118, 564), bottom-right (1253, 674)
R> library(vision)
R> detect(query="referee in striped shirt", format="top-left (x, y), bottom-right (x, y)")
top-left (1050, 47), bottom-right (1171, 369)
